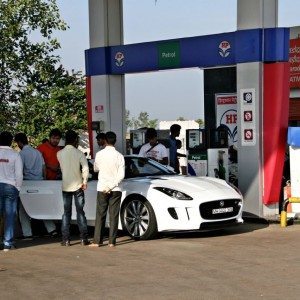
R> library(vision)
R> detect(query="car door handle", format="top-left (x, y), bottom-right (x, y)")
top-left (26, 189), bottom-right (39, 193)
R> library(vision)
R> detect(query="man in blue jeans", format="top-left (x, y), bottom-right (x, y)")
top-left (57, 130), bottom-right (90, 246)
top-left (0, 131), bottom-right (23, 251)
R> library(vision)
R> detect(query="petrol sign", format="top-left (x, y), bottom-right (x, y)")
top-left (158, 41), bottom-right (180, 69)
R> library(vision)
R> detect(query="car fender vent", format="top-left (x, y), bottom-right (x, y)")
top-left (168, 208), bottom-right (178, 220)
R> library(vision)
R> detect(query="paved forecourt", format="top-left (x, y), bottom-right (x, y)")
top-left (1, 222), bottom-right (300, 299)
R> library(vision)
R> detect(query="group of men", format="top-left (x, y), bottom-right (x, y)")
top-left (0, 129), bottom-right (125, 250)
top-left (0, 123), bottom-right (183, 251)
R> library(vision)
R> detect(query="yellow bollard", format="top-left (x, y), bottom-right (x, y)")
top-left (280, 211), bottom-right (287, 227)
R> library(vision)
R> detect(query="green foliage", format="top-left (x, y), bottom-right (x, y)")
top-left (125, 110), bottom-right (158, 131)
top-left (0, 0), bottom-right (87, 144)
top-left (177, 116), bottom-right (185, 121)
top-left (17, 69), bottom-right (87, 145)
top-left (195, 118), bottom-right (204, 128)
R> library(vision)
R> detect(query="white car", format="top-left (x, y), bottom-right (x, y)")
top-left (20, 155), bottom-right (243, 240)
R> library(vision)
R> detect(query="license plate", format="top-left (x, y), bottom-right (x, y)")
top-left (212, 207), bottom-right (233, 214)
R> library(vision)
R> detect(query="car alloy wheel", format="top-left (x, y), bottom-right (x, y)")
top-left (124, 200), bottom-right (150, 237)
top-left (121, 198), bottom-right (157, 240)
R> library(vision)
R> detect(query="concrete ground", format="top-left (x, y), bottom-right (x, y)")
top-left (1, 222), bottom-right (300, 300)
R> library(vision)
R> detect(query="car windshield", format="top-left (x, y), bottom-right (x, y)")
top-left (125, 156), bottom-right (175, 178)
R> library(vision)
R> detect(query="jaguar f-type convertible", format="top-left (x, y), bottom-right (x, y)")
top-left (20, 155), bottom-right (243, 240)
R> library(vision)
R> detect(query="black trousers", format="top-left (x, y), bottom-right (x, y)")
top-left (93, 191), bottom-right (122, 245)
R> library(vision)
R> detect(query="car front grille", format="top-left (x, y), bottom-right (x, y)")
top-left (200, 199), bottom-right (241, 220)
top-left (200, 219), bottom-right (239, 230)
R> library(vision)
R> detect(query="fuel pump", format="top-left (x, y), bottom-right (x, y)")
top-left (129, 128), bottom-right (170, 155)
top-left (130, 129), bottom-right (147, 154)
top-left (186, 128), bottom-right (229, 180)
top-left (207, 129), bottom-right (229, 181)
top-left (186, 129), bottom-right (208, 176)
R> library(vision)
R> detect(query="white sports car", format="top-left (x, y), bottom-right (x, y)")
top-left (20, 155), bottom-right (243, 240)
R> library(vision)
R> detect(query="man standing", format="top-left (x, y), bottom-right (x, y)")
top-left (96, 132), bottom-right (107, 150)
top-left (57, 130), bottom-right (89, 246)
top-left (0, 131), bottom-right (23, 251)
top-left (90, 131), bottom-right (125, 248)
top-left (37, 128), bottom-right (62, 180)
top-left (168, 124), bottom-right (181, 170)
top-left (14, 133), bottom-right (57, 238)
top-left (139, 128), bottom-right (168, 165)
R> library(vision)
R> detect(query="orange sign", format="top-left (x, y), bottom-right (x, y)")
top-left (289, 38), bottom-right (300, 88)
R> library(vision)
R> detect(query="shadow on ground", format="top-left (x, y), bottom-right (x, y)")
top-left (158, 220), bottom-right (269, 240)
top-left (9, 217), bottom-right (270, 249)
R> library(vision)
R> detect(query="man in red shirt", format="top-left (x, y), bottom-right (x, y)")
top-left (37, 129), bottom-right (62, 180)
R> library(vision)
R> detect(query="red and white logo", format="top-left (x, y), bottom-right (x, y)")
top-left (218, 41), bottom-right (231, 58)
top-left (95, 105), bottom-right (104, 113)
top-left (115, 52), bottom-right (124, 67)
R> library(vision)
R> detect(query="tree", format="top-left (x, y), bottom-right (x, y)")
top-left (125, 111), bottom-right (158, 131)
top-left (0, 0), bottom-right (88, 139)
top-left (177, 116), bottom-right (186, 121)
top-left (17, 69), bottom-right (87, 145)
top-left (195, 118), bottom-right (204, 128)
top-left (0, 0), bottom-right (87, 144)
top-left (125, 110), bottom-right (132, 129)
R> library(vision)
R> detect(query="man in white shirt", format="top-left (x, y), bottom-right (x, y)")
top-left (139, 128), bottom-right (168, 165)
top-left (57, 130), bottom-right (89, 246)
top-left (89, 131), bottom-right (125, 248)
top-left (0, 131), bottom-right (23, 251)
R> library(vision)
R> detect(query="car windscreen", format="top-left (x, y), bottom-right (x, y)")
top-left (125, 157), bottom-right (175, 178)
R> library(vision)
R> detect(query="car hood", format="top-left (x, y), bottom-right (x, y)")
top-left (124, 175), bottom-right (240, 198)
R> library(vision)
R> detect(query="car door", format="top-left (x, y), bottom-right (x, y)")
top-left (20, 180), bottom-right (99, 222)
top-left (20, 180), bottom-right (63, 220)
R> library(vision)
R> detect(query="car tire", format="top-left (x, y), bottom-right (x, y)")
top-left (121, 197), bottom-right (157, 240)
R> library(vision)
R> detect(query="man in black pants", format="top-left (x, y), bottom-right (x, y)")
top-left (90, 131), bottom-right (125, 248)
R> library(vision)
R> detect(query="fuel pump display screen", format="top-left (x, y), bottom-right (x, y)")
top-left (188, 130), bottom-right (203, 148)
top-left (132, 132), bottom-right (144, 148)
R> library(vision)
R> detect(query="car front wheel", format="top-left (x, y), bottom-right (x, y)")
top-left (121, 198), bottom-right (157, 240)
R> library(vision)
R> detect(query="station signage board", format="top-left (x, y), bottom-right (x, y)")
top-left (215, 94), bottom-right (237, 146)
top-left (240, 88), bottom-right (256, 146)
top-left (289, 38), bottom-right (300, 88)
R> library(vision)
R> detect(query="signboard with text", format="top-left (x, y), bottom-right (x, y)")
top-left (289, 38), bottom-right (300, 88)
top-left (215, 94), bottom-right (237, 146)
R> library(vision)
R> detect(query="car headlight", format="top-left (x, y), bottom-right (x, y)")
top-left (154, 187), bottom-right (193, 200)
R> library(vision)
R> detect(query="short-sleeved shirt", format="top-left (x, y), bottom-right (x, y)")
top-left (20, 145), bottom-right (44, 180)
top-left (139, 143), bottom-right (168, 162)
top-left (37, 142), bottom-right (61, 180)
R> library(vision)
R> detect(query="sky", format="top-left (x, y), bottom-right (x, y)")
top-left (55, 0), bottom-right (300, 122)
